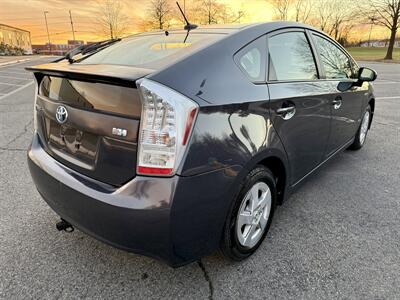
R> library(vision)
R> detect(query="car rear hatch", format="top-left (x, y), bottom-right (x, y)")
top-left (26, 62), bottom-right (153, 186)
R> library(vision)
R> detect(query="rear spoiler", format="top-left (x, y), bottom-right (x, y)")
top-left (25, 62), bottom-right (154, 88)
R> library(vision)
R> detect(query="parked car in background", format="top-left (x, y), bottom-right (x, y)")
top-left (26, 22), bottom-right (377, 266)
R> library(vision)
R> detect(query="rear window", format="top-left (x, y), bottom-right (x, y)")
top-left (79, 32), bottom-right (224, 67)
top-left (39, 76), bottom-right (141, 118)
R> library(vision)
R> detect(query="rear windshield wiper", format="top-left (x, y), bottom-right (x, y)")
top-left (59, 38), bottom-right (121, 64)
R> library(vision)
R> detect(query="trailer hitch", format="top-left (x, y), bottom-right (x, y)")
top-left (56, 219), bottom-right (74, 233)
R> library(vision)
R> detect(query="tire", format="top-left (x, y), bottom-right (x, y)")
top-left (349, 105), bottom-right (372, 150)
top-left (221, 166), bottom-right (277, 261)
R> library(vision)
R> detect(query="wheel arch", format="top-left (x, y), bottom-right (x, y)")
top-left (239, 149), bottom-right (289, 206)
top-left (368, 98), bottom-right (375, 129)
top-left (258, 156), bottom-right (287, 205)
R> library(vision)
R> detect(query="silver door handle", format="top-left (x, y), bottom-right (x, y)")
top-left (276, 106), bottom-right (296, 120)
top-left (332, 98), bottom-right (342, 109)
top-left (276, 106), bottom-right (295, 114)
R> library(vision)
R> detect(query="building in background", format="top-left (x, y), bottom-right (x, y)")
top-left (32, 40), bottom-right (84, 55)
top-left (68, 40), bottom-right (84, 47)
top-left (0, 23), bottom-right (32, 54)
top-left (360, 38), bottom-right (400, 48)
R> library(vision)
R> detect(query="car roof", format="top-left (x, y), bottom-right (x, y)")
top-left (240, 21), bottom-right (322, 34)
top-left (130, 24), bottom-right (251, 37)
top-left (112, 21), bottom-right (328, 71)
top-left (131, 21), bottom-right (321, 37)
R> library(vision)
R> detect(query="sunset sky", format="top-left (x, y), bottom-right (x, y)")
top-left (0, 0), bottom-right (389, 44)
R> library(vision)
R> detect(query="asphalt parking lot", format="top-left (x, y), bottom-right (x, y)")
top-left (0, 57), bottom-right (399, 299)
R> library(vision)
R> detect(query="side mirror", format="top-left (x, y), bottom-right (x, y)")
top-left (358, 67), bottom-right (377, 82)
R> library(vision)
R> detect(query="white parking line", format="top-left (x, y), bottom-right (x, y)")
top-left (0, 58), bottom-right (31, 67)
top-left (374, 81), bottom-right (399, 85)
top-left (0, 74), bottom-right (31, 80)
top-left (0, 70), bottom-right (30, 76)
top-left (377, 96), bottom-right (400, 100)
top-left (0, 82), bottom-right (24, 87)
top-left (0, 81), bottom-right (34, 100)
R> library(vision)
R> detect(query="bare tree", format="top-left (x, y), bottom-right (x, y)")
top-left (269, 0), bottom-right (292, 20)
top-left (196, 0), bottom-right (221, 24)
top-left (146, 0), bottom-right (172, 30)
top-left (188, 1), bottom-right (244, 25)
top-left (313, 0), bottom-right (336, 32)
top-left (329, 0), bottom-right (359, 40)
top-left (369, 0), bottom-right (400, 59)
top-left (294, 0), bottom-right (312, 23)
top-left (312, 0), bottom-right (359, 42)
top-left (219, 6), bottom-right (246, 24)
top-left (337, 22), bottom-right (355, 47)
top-left (236, 10), bottom-right (246, 23)
top-left (97, 0), bottom-right (128, 39)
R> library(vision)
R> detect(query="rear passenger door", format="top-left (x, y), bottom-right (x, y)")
top-left (311, 33), bottom-right (364, 156)
top-left (267, 29), bottom-right (332, 185)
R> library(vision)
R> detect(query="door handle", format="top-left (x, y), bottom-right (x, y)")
top-left (276, 105), bottom-right (296, 120)
top-left (332, 97), bottom-right (342, 110)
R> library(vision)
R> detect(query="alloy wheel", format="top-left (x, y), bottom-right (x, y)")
top-left (360, 111), bottom-right (370, 145)
top-left (236, 182), bottom-right (271, 248)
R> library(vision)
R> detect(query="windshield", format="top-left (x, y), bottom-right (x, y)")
top-left (78, 32), bottom-right (225, 67)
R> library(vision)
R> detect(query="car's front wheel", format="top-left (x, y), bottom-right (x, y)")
top-left (349, 105), bottom-right (372, 150)
top-left (221, 166), bottom-right (276, 261)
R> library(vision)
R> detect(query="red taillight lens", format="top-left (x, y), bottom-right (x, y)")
top-left (183, 108), bottom-right (198, 146)
top-left (137, 79), bottom-right (199, 176)
top-left (137, 166), bottom-right (173, 175)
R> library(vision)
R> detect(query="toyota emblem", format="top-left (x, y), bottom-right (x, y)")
top-left (56, 105), bottom-right (68, 124)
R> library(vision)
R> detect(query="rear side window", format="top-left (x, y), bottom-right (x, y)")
top-left (79, 33), bottom-right (223, 67)
top-left (268, 32), bottom-right (318, 81)
top-left (235, 36), bottom-right (266, 82)
top-left (312, 34), bottom-right (356, 79)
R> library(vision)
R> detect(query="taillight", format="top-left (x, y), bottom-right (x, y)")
top-left (137, 79), bottom-right (198, 176)
top-left (33, 75), bottom-right (40, 133)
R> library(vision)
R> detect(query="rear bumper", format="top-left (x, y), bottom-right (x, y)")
top-left (28, 134), bottom-right (241, 266)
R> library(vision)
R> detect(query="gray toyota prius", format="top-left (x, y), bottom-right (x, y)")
top-left (27, 22), bottom-right (377, 267)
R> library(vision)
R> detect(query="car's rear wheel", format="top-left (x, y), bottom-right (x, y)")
top-left (221, 166), bottom-right (276, 261)
top-left (349, 105), bottom-right (371, 150)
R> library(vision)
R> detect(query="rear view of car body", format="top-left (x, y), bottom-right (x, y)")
top-left (27, 24), bottom-right (276, 266)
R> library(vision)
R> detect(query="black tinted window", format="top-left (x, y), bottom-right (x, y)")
top-left (236, 36), bottom-right (266, 82)
top-left (39, 76), bottom-right (141, 118)
top-left (313, 34), bottom-right (355, 79)
top-left (268, 32), bottom-right (318, 81)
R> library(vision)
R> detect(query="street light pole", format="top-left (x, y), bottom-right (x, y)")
top-left (69, 10), bottom-right (76, 41)
top-left (43, 11), bottom-right (51, 54)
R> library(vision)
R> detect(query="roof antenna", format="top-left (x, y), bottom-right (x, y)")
top-left (176, 1), bottom-right (197, 42)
